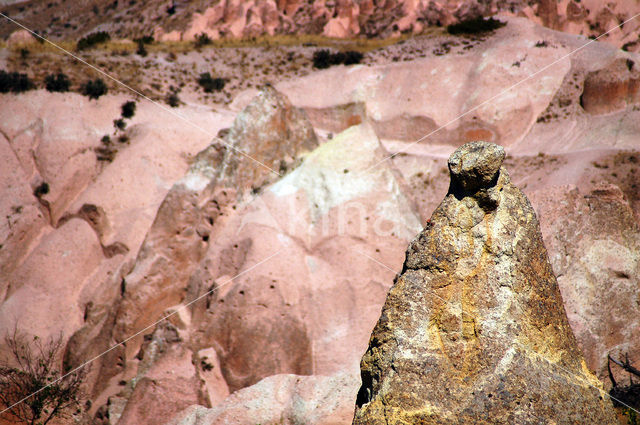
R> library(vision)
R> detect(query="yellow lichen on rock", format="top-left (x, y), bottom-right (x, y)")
top-left (353, 141), bottom-right (619, 425)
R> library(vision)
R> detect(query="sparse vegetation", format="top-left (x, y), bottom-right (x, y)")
top-left (194, 32), bottom-right (212, 48)
top-left (312, 49), bottom-right (332, 69)
top-left (167, 91), bottom-right (180, 107)
top-left (534, 40), bottom-right (548, 48)
top-left (44, 72), bottom-right (70, 92)
top-left (76, 31), bottom-right (111, 50)
top-left (312, 49), bottom-right (364, 69)
top-left (81, 78), bottom-right (107, 99)
top-left (113, 118), bottom-right (127, 131)
top-left (1, 32), bottom-right (415, 105)
top-left (136, 40), bottom-right (148, 57)
top-left (344, 50), bottom-right (364, 65)
top-left (0, 330), bottom-right (87, 425)
top-left (197, 72), bottom-right (225, 92)
top-left (120, 100), bottom-right (136, 118)
top-left (30, 30), bottom-right (46, 44)
top-left (133, 35), bottom-right (154, 45)
top-left (0, 70), bottom-right (35, 93)
top-left (33, 182), bottom-right (49, 198)
top-left (608, 355), bottom-right (640, 425)
top-left (446, 16), bottom-right (506, 35)
top-left (95, 144), bottom-right (116, 162)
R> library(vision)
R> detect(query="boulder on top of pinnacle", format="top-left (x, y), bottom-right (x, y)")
top-left (353, 141), bottom-right (618, 424)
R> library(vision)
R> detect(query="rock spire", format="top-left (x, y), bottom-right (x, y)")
top-left (353, 141), bottom-right (618, 424)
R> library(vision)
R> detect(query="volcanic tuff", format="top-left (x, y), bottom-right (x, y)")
top-left (63, 84), bottom-right (319, 403)
top-left (353, 142), bottom-right (618, 424)
top-left (2, 14), bottom-right (640, 424)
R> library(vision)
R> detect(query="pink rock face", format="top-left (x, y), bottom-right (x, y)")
top-left (168, 371), bottom-right (359, 425)
top-left (62, 85), bottom-right (322, 406)
top-left (0, 91), bottom-right (228, 388)
top-left (6, 29), bottom-right (35, 45)
top-left (187, 123), bottom-right (420, 392)
top-left (150, 0), bottom-right (640, 49)
top-left (116, 335), bottom-right (207, 425)
top-left (530, 183), bottom-right (640, 386)
top-left (581, 58), bottom-right (640, 115)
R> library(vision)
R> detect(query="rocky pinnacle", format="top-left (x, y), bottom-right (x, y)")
top-left (353, 141), bottom-right (618, 424)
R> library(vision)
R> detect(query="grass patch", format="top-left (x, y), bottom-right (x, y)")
top-left (6, 30), bottom-right (441, 59)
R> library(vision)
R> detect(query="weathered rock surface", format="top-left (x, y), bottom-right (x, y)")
top-left (0, 92), bottom-right (223, 348)
top-left (530, 183), bottom-right (640, 386)
top-left (91, 119), bottom-right (421, 422)
top-left (115, 322), bottom-right (208, 425)
top-left (395, 147), bottom-right (640, 390)
top-left (186, 122), bottom-right (420, 392)
top-left (64, 84), bottom-right (319, 402)
top-left (169, 371), bottom-right (359, 425)
top-left (353, 142), bottom-right (618, 424)
top-left (580, 57), bottom-right (640, 115)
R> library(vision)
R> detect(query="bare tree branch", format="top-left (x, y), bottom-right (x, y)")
top-left (0, 329), bottom-right (88, 425)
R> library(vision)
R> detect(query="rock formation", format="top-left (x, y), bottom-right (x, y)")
top-left (353, 141), bottom-right (618, 424)
top-left (5, 0), bottom-right (640, 52)
top-left (531, 182), bottom-right (640, 385)
top-left (64, 84), bottom-right (318, 401)
top-left (2, 14), bottom-right (640, 423)
top-left (169, 371), bottom-right (359, 425)
top-left (580, 57), bottom-right (640, 115)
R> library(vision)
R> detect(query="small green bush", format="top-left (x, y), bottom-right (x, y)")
top-left (113, 118), bottom-right (126, 130)
top-left (312, 49), bottom-right (332, 69)
top-left (121, 100), bottom-right (136, 118)
top-left (197, 72), bottom-right (225, 92)
top-left (82, 78), bottom-right (108, 99)
top-left (0, 70), bottom-right (34, 93)
top-left (167, 92), bottom-right (180, 107)
top-left (136, 40), bottom-right (148, 57)
top-left (446, 17), bottom-right (506, 35)
top-left (33, 182), bottom-right (49, 197)
top-left (343, 51), bottom-right (364, 65)
top-left (94, 146), bottom-right (116, 162)
top-left (44, 72), bottom-right (70, 92)
top-left (77, 31), bottom-right (110, 50)
top-left (312, 49), bottom-right (364, 69)
top-left (194, 32), bottom-right (212, 48)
